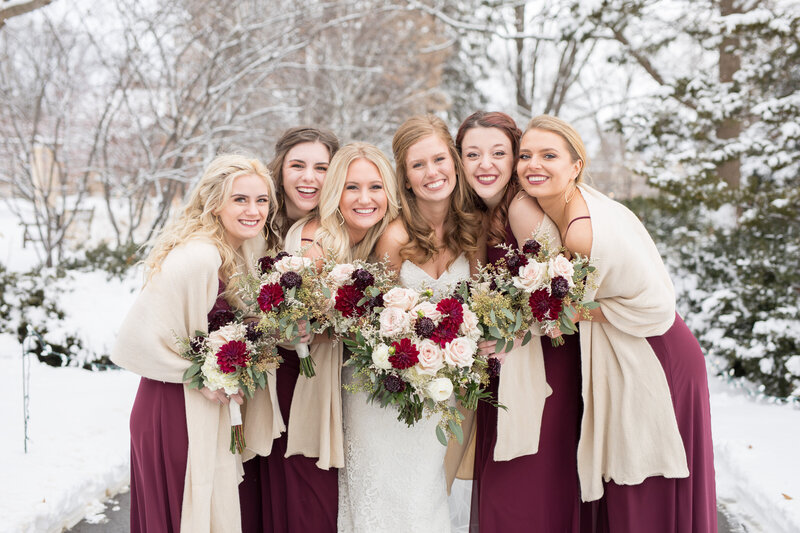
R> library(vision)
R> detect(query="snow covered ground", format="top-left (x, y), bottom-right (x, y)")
top-left (1, 210), bottom-right (799, 533)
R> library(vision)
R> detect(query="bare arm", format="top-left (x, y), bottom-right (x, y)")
top-left (508, 193), bottom-right (546, 246)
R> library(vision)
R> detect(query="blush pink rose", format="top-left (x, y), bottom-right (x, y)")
top-left (548, 256), bottom-right (575, 287)
top-left (379, 307), bottom-right (412, 337)
top-left (382, 287), bottom-right (420, 311)
top-left (274, 256), bottom-right (312, 273)
top-left (513, 261), bottom-right (547, 292)
top-left (411, 301), bottom-right (442, 322)
top-left (416, 339), bottom-right (445, 375)
top-left (443, 336), bottom-right (477, 368)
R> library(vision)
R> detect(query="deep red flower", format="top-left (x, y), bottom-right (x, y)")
top-left (389, 338), bottom-right (419, 369)
top-left (335, 284), bottom-right (365, 318)
top-left (216, 340), bottom-right (250, 373)
top-left (436, 297), bottom-right (464, 324)
top-left (430, 318), bottom-right (459, 347)
top-left (258, 283), bottom-right (284, 312)
top-left (528, 289), bottom-right (563, 321)
top-left (258, 255), bottom-right (276, 274)
top-left (383, 374), bottom-right (407, 393)
top-left (522, 239), bottom-right (542, 256)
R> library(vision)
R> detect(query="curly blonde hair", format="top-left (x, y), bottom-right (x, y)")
top-left (392, 115), bottom-right (482, 266)
top-left (145, 154), bottom-right (277, 285)
top-left (302, 142), bottom-right (400, 263)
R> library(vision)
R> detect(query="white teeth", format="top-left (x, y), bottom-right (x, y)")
top-left (527, 176), bottom-right (547, 183)
top-left (240, 220), bottom-right (259, 226)
top-left (425, 179), bottom-right (446, 190)
top-left (477, 175), bottom-right (497, 184)
top-left (354, 208), bottom-right (376, 214)
top-left (297, 187), bottom-right (316, 194)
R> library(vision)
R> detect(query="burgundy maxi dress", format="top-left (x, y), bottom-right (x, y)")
top-left (128, 280), bottom-right (232, 533)
top-left (471, 225), bottom-right (584, 532)
top-left (238, 346), bottom-right (338, 533)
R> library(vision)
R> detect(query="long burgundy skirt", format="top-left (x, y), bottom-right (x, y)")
top-left (238, 346), bottom-right (338, 533)
top-left (129, 377), bottom-right (188, 533)
top-left (471, 333), bottom-right (583, 532)
top-left (584, 313), bottom-right (717, 533)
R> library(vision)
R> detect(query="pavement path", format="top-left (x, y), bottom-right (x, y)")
top-left (69, 488), bottom-right (747, 532)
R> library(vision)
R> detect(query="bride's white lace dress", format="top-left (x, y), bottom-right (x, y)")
top-left (337, 255), bottom-right (471, 533)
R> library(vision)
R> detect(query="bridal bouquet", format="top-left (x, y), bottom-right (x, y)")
top-left (240, 252), bottom-right (328, 377)
top-left (343, 286), bottom-right (483, 445)
top-left (507, 234), bottom-right (597, 346)
top-left (318, 258), bottom-right (397, 336)
top-left (178, 320), bottom-right (279, 454)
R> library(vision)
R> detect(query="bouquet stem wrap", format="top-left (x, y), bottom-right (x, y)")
top-left (229, 400), bottom-right (245, 454)
top-left (296, 342), bottom-right (316, 377)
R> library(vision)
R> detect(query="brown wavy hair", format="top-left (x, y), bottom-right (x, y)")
top-left (267, 126), bottom-right (340, 246)
top-left (392, 114), bottom-right (482, 266)
top-left (456, 111), bottom-right (522, 247)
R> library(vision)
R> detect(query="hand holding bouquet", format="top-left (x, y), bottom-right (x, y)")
top-left (178, 320), bottom-right (279, 454)
top-left (241, 252), bottom-right (329, 377)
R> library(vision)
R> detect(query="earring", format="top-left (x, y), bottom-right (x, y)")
top-left (564, 181), bottom-right (577, 204)
top-left (336, 208), bottom-right (345, 226)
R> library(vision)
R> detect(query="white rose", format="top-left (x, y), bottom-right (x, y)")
top-left (382, 287), bottom-right (420, 311)
top-left (548, 255), bottom-right (575, 287)
top-left (207, 323), bottom-right (246, 353)
top-left (513, 261), bottom-right (548, 292)
top-left (416, 339), bottom-right (444, 375)
top-left (379, 307), bottom-right (412, 337)
top-left (459, 306), bottom-right (481, 339)
top-left (201, 354), bottom-right (240, 394)
top-left (411, 301), bottom-right (441, 322)
top-left (328, 263), bottom-right (356, 286)
top-left (425, 377), bottom-right (454, 402)
top-left (371, 343), bottom-right (392, 370)
top-left (443, 336), bottom-right (477, 368)
top-left (274, 255), bottom-right (312, 273)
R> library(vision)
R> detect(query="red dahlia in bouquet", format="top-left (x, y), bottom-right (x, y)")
top-left (240, 251), bottom-right (329, 377)
top-left (343, 286), bottom-right (484, 445)
top-left (178, 318), bottom-right (279, 454)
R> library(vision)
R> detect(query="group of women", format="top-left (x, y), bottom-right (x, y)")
top-left (112, 112), bottom-right (717, 533)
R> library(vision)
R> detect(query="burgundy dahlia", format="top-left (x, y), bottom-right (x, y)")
top-left (245, 322), bottom-right (263, 342)
top-left (258, 255), bottom-right (276, 274)
top-left (351, 268), bottom-right (375, 290)
top-left (275, 251), bottom-right (290, 261)
top-left (215, 340), bottom-right (249, 373)
top-left (383, 374), bottom-right (407, 393)
top-left (334, 284), bottom-right (365, 318)
top-left (431, 319), bottom-right (459, 347)
top-left (280, 271), bottom-right (303, 289)
top-left (389, 338), bottom-right (419, 369)
top-left (436, 298), bottom-right (464, 323)
top-left (522, 239), bottom-right (542, 256)
top-left (208, 309), bottom-right (235, 332)
top-left (505, 253), bottom-right (528, 271)
top-left (487, 356), bottom-right (501, 378)
top-left (414, 317), bottom-right (436, 338)
top-left (258, 283), bottom-right (285, 312)
top-left (550, 276), bottom-right (570, 299)
top-left (189, 335), bottom-right (205, 354)
top-left (528, 289), bottom-right (563, 322)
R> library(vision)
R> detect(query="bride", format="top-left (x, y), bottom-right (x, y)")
top-left (338, 115), bottom-right (483, 532)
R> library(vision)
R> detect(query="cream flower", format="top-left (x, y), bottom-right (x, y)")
top-left (459, 306), bottom-right (481, 340)
top-left (416, 339), bottom-right (445, 375)
top-left (548, 255), bottom-right (575, 287)
top-left (425, 377), bottom-right (454, 402)
top-left (443, 337), bottom-right (477, 368)
top-left (274, 255), bottom-right (313, 273)
top-left (513, 261), bottom-right (548, 292)
top-left (328, 264), bottom-right (356, 286)
top-left (379, 307), bottom-right (412, 337)
top-left (382, 287), bottom-right (420, 311)
top-left (201, 354), bottom-right (240, 394)
top-left (371, 343), bottom-right (392, 370)
top-left (207, 323), bottom-right (246, 353)
top-left (411, 301), bottom-right (441, 322)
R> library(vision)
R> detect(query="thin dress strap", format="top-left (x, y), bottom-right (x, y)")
top-left (563, 215), bottom-right (591, 241)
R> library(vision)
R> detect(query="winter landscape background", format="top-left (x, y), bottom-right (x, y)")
top-left (1, 0), bottom-right (798, 531)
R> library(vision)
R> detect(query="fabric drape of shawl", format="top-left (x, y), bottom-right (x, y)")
top-left (111, 238), bottom-right (244, 533)
top-left (279, 219), bottom-right (344, 469)
top-left (576, 184), bottom-right (688, 502)
top-left (239, 236), bottom-right (286, 462)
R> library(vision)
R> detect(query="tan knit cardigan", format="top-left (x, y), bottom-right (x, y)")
top-left (111, 238), bottom-right (245, 533)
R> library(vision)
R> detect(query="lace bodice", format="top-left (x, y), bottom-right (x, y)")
top-left (398, 255), bottom-right (470, 299)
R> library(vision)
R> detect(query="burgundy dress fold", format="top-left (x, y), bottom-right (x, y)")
top-left (585, 313), bottom-right (717, 533)
top-left (238, 346), bottom-right (338, 533)
top-left (471, 225), bottom-right (584, 532)
top-left (129, 279), bottom-right (230, 533)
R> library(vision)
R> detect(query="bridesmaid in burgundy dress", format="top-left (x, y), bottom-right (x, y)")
top-left (238, 126), bottom-right (342, 533)
top-left (114, 155), bottom-right (277, 532)
top-left (514, 115), bottom-right (716, 532)
top-left (456, 111), bottom-right (583, 532)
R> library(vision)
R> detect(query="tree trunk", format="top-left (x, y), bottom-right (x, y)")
top-left (717, 0), bottom-right (742, 189)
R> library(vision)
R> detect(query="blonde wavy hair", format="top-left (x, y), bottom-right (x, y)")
top-left (304, 142), bottom-right (400, 263)
top-left (145, 154), bottom-right (277, 284)
top-left (392, 114), bottom-right (482, 266)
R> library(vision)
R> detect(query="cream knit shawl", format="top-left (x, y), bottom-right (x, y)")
top-left (111, 238), bottom-right (244, 533)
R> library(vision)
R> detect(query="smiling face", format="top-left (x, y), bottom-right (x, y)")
top-left (461, 126), bottom-right (514, 208)
top-left (517, 128), bottom-right (582, 199)
top-left (281, 141), bottom-right (331, 221)
top-left (404, 134), bottom-right (457, 205)
top-left (216, 174), bottom-right (271, 250)
top-left (339, 158), bottom-right (388, 243)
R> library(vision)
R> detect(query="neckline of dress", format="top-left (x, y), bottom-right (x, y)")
top-left (400, 255), bottom-right (468, 283)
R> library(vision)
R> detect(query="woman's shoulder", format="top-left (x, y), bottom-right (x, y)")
top-left (378, 217), bottom-right (408, 246)
top-left (508, 192), bottom-right (546, 244)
